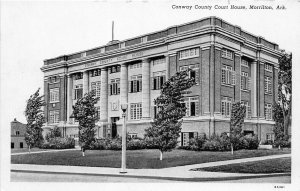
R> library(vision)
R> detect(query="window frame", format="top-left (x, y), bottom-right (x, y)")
top-left (221, 97), bottom-right (233, 118)
top-left (221, 65), bottom-right (235, 86)
top-left (221, 49), bottom-right (233, 60)
top-left (265, 63), bottom-right (273, 72)
top-left (50, 88), bottom-right (60, 103)
top-left (178, 48), bottom-right (200, 60)
top-left (49, 110), bottom-right (60, 124)
top-left (130, 103), bottom-right (142, 120)
top-left (265, 103), bottom-right (272, 120)
top-left (264, 76), bottom-right (272, 94)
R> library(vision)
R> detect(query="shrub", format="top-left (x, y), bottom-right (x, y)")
top-left (39, 137), bottom-right (75, 149)
top-left (239, 134), bottom-right (259, 150)
top-left (202, 133), bottom-right (231, 151)
top-left (273, 138), bottom-right (291, 148)
top-left (186, 135), bottom-right (207, 151)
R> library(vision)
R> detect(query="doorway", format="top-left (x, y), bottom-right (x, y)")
top-left (111, 117), bottom-right (119, 138)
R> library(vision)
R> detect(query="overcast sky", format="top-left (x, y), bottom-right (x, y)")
top-left (1, 0), bottom-right (300, 190)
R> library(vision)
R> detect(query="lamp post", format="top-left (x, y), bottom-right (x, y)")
top-left (120, 103), bottom-right (128, 173)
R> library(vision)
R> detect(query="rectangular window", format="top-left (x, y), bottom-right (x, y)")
top-left (264, 76), bottom-right (272, 94)
top-left (183, 96), bottom-right (200, 117)
top-left (221, 49), bottom-right (233, 59)
top-left (153, 58), bottom-right (166, 66)
top-left (50, 76), bottom-right (58, 83)
top-left (179, 48), bottom-right (200, 60)
top-left (20, 142), bottom-right (23, 148)
top-left (110, 65), bottom-right (121, 73)
top-left (130, 103), bottom-right (142, 120)
top-left (96, 106), bottom-right (100, 120)
top-left (74, 73), bottom-right (83, 80)
top-left (74, 84), bottom-right (83, 100)
top-left (265, 63), bottom-right (273, 72)
top-left (128, 133), bottom-right (138, 139)
top-left (49, 110), bottom-right (59, 124)
top-left (266, 133), bottom-right (274, 142)
top-left (11, 142), bottom-right (14, 149)
top-left (241, 72), bottom-right (250, 90)
top-left (129, 75), bottom-right (142, 93)
top-left (16, 131), bottom-right (20, 136)
top-left (265, 103), bottom-right (272, 120)
top-left (181, 132), bottom-right (198, 146)
top-left (129, 62), bottom-right (142, 69)
top-left (91, 81), bottom-right (101, 97)
top-left (179, 64), bottom-right (200, 85)
top-left (221, 97), bottom-right (233, 117)
top-left (91, 69), bottom-right (101, 77)
top-left (241, 59), bottom-right (249, 67)
top-left (221, 65), bottom-right (236, 85)
top-left (50, 88), bottom-right (59, 103)
top-left (152, 71), bottom-right (166, 90)
top-left (241, 101), bottom-right (251, 119)
top-left (110, 79), bottom-right (120, 95)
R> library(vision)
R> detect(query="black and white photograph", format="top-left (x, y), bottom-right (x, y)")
top-left (1, 0), bottom-right (299, 190)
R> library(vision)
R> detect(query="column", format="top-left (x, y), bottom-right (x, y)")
top-left (258, 62), bottom-right (265, 119)
top-left (234, 53), bottom-right (241, 102)
top-left (83, 71), bottom-right (89, 95)
top-left (142, 58), bottom-right (151, 119)
top-left (120, 63), bottom-right (128, 106)
top-left (251, 61), bottom-right (257, 118)
top-left (100, 68), bottom-right (108, 122)
top-left (67, 74), bottom-right (73, 124)
top-left (164, 54), bottom-right (170, 80)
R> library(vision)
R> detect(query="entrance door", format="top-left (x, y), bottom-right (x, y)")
top-left (111, 117), bottom-right (119, 138)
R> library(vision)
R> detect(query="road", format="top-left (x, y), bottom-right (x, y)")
top-left (11, 171), bottom-right (291, 183)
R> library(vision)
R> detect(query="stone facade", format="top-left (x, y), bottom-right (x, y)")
top-left (41, 17), bottom-right (282, 146)
top-left (11, 118), bottom-right (28, 149)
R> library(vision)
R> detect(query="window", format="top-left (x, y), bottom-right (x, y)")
top-left (179, 48), bottom-right (200, 60)
top-left (152, 71), bottom-right (166, 90)
top-left (183, 97), bottom-right (200, 117)
top-left (74, 73), bottom-right (83, 80)
top-left (96, 106), bottom-right (100, 120)
top-left (222, 65), bottom-right (236, 85)
top-left (221, 97), bottom-right (233, 117)
top-left (181, 132), bottom-right (198, 146)
top-left (91, 81), bottom-right (101, 97)
top-left (20, 142), bottom-right (23, 148)
top-left (11, 143), bottom-right (14, 149)
top-left (179, 64), bottom-right (200, 85)
top-left (265, 63), bottom-right (273, 72)
top-left (129, 75), bottom-right (142, 93)
top-left (110, 65), bottom-right (121, 73)
top-left (50, 88), bottom-right (59, 103)
top-left (130, 103), bottom-right (142, 120)
top-left (49, 110), bottom-right (59, 124)
top-left (153, 58), bottom-right (166, 66)
top-left (74, 84), bottom-right (83, 100)
top-left (128, 133), bottom-right (138, 139)
top-left (153, 105), bottom-right (162, 119)
top-left (265, 104), bottom-right (272, 120)
top-left (241, 59), bottom-right (249, 67)
top-left (129, 62), bottom-right (142, 69)
top-left (264, 76), bottom-right (272, 94)
top-left (222, 49), bottom-right (233, 59)
top-left (241, 72), bottom-right (250, 90)
top-left (266, 133), bottom-right (274, 142)
top-left (109, 79), bottom-right (120, 95)
top-left (91, 69), bottom-right (101, 77)
top-left (50, 76), bottom-right (58, 83)
top-left (15, 131), bottom-right (20, 136)
top-left (241, 101), bottom-right (251, 119)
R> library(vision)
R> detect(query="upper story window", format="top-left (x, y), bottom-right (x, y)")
top-left (264, 76), bottom-right (272, 94)
top-left (16, 131), bottom-right (20, 136)
top-left (179, 48), bottom-right (200, 60)
top-left (241, 72), bottom-right (250, 90)
top-left (265, 63), bottom-right (273, 72)
top-left (241, 101), bottom-right (251, 119)
top-left (241, 59), bottom-right (249, 67)
top-left (182, 96), bottom-right (200, 117)
top-left (50, 88), bottom-right (59, 103)
top-left (130, 103), bottom-right (142, 120)
top-left (221, 97), bottom-right (233, 118)
top-left (110, 65), bottom-right (121, 73)
top-left (74, 84), bottom-right (83, 100)
top-left (153, 58), bottom-right (166, 66)
top-left (96, 106), bottom-right (100, 120)
top-left (129, 62), bottom-right (142, 69)
top-left (152, 71), bottom-right (166, 90)
top-left (222, 65), bottom-right (236, 86)
top-left (49, 76), bottom-right (59, 83)
top-left (221, 49), bottom-right (233, 59)
top-left (179, 64), bottom-right (200, 85)
top-left (265, 103), bottom-right (272, 120)
top-left (129, 75), bottom-right (142, 93)
top-left (91, 81), bottom-right (101, 97)
top-left (49, 110), bottom-right (59, 124)
top-left (109, 79), bottom-right (120, 95)
top-left (74, 73), bottom-right (83, 80)
top-left (91, 69), bottom-right (101, 77)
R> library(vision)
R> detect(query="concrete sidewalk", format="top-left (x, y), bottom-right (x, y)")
top-left (11, 148), bottom-right (81, 156)
top-left (11, 154), bottom-right (291, 181)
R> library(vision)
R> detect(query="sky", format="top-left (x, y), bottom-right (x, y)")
top-left (1, 0), bottom-right (300, 189)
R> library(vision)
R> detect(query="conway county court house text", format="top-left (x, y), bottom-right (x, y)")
top-left (41, 16), bottom-right (282, 146)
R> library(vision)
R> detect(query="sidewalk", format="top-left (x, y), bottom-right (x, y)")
top-left (11, 148), bottom-right (81, 156)
top-left (11, 154), bottom-right (291, 181)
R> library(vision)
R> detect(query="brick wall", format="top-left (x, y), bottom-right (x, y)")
top-left (214, 48), bottom-right (221, 113)
top-left (11, 119), bottom-right (28, 149)
top-left (258, 63), bottom-right (265, 118)
top-left (201, 49), bottom-right (210, 115)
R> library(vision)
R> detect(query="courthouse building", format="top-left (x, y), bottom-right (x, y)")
top-left (41, 16), bottom-right (282, 146)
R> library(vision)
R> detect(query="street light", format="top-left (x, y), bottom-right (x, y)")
top-left (120, 103), bottom-right (128, 173)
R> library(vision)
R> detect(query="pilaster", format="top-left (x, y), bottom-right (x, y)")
top-left (142, 58), bottom-right (151, 119)
top-left (100, 68), bottom-right (108, 122)
top-left (67, 74), bottom-right (73, 124)
top-left (83, 71), bottom-right (89, 95)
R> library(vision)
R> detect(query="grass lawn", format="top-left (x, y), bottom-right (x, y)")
top-left (193, 157), bottom-right (291, 174)
top-left (11, 149), bottom-right (290, 169)
top-left (11, 148), bottom-right (50, 154)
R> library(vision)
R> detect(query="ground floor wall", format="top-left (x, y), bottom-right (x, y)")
top-left (11, 136), bottom-right (27, 149)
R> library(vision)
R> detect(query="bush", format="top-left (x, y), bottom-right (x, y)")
top-left (39, 137), bottom-right (75, 149)
top-left (273, 139), bottom-right (291, 148)
top-left (239, 134), bottom-right (259, 150)
top-left (202, 133), bottom-right (231, 151)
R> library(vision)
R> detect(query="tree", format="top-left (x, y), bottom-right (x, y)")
top-left (277, 52), bottom-right (292, 136)
top-left (24, 88), bottom-right (46, 153)
top-left (230, 102), bottom-right (246, 154)
top-left (145, 70), bottom-right (196, 160)
top-left (45, 126), bottom-right (62, 141)
top-left (72, 91), bottom-right (99, 156)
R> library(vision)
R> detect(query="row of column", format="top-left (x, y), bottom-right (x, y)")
top-left (66, 56), bottom-right (165, 124)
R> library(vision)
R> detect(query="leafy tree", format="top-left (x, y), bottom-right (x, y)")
top-left (72, 91), bottom-right (99, 156)
top-left (230, 102), bottom-right (246, 154)
top-left (45, 126), bottom-right (62, 141)
top-left (24, 88), bottom-right (46, 153)
top-left (277, 52), bottom-right (292, 136)
top-left (145, 70), bottom-right (196, 160)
